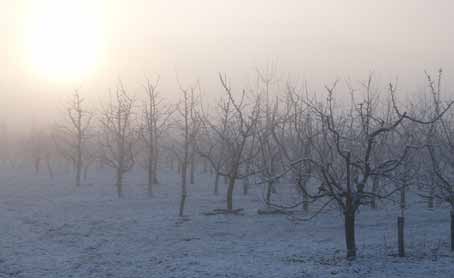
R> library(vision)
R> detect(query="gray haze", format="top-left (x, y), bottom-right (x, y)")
top-left (1, 0), bottom-right (454, 130)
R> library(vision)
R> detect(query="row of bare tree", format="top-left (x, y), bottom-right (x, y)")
top-left (1, 70), bottom-right (454, 259)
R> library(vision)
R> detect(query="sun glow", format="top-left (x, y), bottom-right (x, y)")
top-left (23, 0), bottom-right (104, 82)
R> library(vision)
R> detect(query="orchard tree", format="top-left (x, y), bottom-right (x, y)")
top-left (172, 82), bottom-right (201, 216)
top-left (299, 76), bottom-right (450, 259)
top-left (53, 91), bottom-right (93, 186)
top-left (140, 76), bottom-right (174, 197)
top-left (202, 74), bottom-right (261, 211)
top-left (99, 83), bottom-right (136, 198)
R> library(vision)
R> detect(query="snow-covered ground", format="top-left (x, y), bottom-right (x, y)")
top-left (1, 166), bottom-right (454, 278)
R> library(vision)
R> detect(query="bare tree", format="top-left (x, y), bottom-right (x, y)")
top-left (99, 83), bottom-right (136, 198)
top-left (197, 123), bottom-right (226, 195)
top-left (201, 74), bottom-right (261, 211)
top-left (254, 69), bottom-right (281, 204)
top-left (425, 69), bottom-right (443, 208)
top-left (421, 70), bottom-right (454, 251)
top-left (140, 76), bottom-right (174, 197)
top-left (270, 83), bottom-right (314, 212)
top-left (173, 83), bottom-right (200, 216)
top-left (305, 79), bottom-right (411, 258)
top-left (27, 127), bottom-right (55, 178)
top-left (53, 91), bottom-right (93, 186)
top-left (287, 76), bottom-right (452, 259)
top-left (427, 116), bottom-right (454, 250)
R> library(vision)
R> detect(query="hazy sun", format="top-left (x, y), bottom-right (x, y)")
top-left (23, 0), bottom-right (104, 82)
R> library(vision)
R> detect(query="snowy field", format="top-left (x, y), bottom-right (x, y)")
top-left (1, 166), bottom-right (454, 278)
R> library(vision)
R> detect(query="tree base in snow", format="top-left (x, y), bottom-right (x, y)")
top-left (202, 208), bottom-right (244, 216)
top-left (257, 208), bottom-right (294, 215)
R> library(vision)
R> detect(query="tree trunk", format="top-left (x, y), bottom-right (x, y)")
top-left (203, 159), bottom-right (208, 173)
top-left (153, 143), bottom-right (159, 184)
top-left (214, 173), bottom-right (220, 195)
top-left (242, 176), bottom-right (249, 195)
top-left (428, 176), bottom-right (435, 208)
top-left (170, 158), bottom-right (174, 171)
top-left (266, 181), bottom-right (273, 204)
top-left (398, 216), bottom-right (405, 257)
top-left (303, 155), bottom-right (311, 212)
top-left (152, 164), bottom-right (159, 184)
top-left (147, 156), bottom-right (153, 197)
top-left (451, 209), bottom-right (454, 252)
top-left (400, 186), bottom-right (406, 210)
top-left (83, 164), bottom-right (89, 180)
top-left (226, 176), bottom-right (235, 210)
top-left (46, 156), bottom-right (53, 179)
top-left (371, 176), bottom-right (378, 209)
top-left (344, 210), bottom-right (356, 259)
top-left (190, 154), bottom-right (195, 185)
top-left (302, 191), bottom-right (309, 212)
top-left (179, 152), bottom-right (189, 216)
top-left (116, 168), bottom-right (123, 198)
top-left (179, 164), bottom-right (187, 216)
top-left (302, 177), bottom-right (309, 212)
top-left (75, 150), bottom-right (82, 187)
top-left (34, 158), bottom-right (41, 174)
top-left (75, 129), bottom-right (82, 186)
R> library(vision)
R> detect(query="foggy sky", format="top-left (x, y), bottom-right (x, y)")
top-left (1, 0), bottom-right (454, 130)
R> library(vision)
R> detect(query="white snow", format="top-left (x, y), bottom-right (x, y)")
top-left (1, 166), bottom-right (454, 278)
